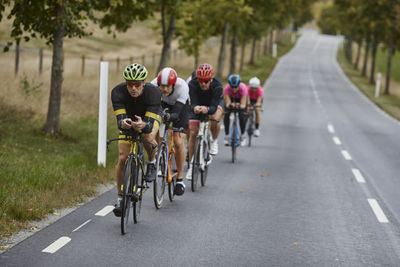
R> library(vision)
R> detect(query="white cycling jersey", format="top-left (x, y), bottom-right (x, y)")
top-left (151, 77), bottom-right (189, 106)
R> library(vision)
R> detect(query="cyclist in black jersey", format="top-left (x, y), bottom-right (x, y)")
top-left (186, 63), bottom-right (223, 180)
top-left (111, 63), bottom-right (162, 217)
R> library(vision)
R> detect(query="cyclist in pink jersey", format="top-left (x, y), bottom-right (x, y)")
top-left (247, 77), bottom-right (264, 137)
top-left (223, 74), bottom-right (248, 146)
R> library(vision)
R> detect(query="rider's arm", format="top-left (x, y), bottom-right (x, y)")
top-left (167, 101), bottom-right (185, 122)
top-left (207, 84), bottom-right (223, 114)
top-left (224, 94), bottom-right (231, 108)
top-left (142, 83), bottom-right (162, 133)
top-left (111, 86), bottom-right (128, 131)
top-left (188, 80), bottom-right (200, 112)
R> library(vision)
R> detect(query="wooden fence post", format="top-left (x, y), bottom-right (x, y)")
top-left (39, 48), bottom-right (43, 74)
top-left (130, 56), bottom-right (133, 63)
top-left (15, 43), bottom-right (20, 75)
top-left (81, 55), bottom-right (85, 76)
top-left (142, 55), bottom-right (145, 64)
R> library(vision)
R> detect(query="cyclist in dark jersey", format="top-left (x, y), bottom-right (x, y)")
top-left (111, 63), bottom-right (161, 217)
top-left (186, 63), bottom-right (223, 180)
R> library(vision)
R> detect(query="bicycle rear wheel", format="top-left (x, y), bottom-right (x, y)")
top-left (191, 137), bottom-right (201, 192)
top-left (121, 156), bottom-right (134, 235)
top-left (133, 159), bottom-right (145, 224)
top-left (168, 152), bottom-right (177, 201)
top-left (200, 138), bottom-right (209, 186)
top-left (153, 145), bottom-right (166, 209)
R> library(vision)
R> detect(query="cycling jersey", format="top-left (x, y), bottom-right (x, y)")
top-left (247, 86), bottom-right (264, 101)
top-left (151, 77), bottom-right (190, 130)
top-left (188, 77), bottom-right (223, 115)
top-left (111, 82), bottom-right (161, 133)
top-left (224, 82), bottom-right (248, 102)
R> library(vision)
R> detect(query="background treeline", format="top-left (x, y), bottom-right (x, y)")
top-left (317, 0), bottom-right (400, 95)
top-left (0, 0), bottom-right (314, 134)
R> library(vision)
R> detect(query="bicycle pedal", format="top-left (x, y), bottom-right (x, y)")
top-left (131, 193), bottom-right (139, 202)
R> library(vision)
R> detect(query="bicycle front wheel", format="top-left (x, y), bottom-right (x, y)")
top-left (191, 137), bottom-right (201, 192)
top-left (153, 145), bottom-right (166, 209)
top-left (231, 127), bottom-right (237, 163)
top-left (133, 159), bottom-right (145, 224)
top-left (201, 138), bottom-right (209, 186)
top-left (121, 156), bottom-right (134, 235)
top-left (168, 151), bottom-right (177, 201)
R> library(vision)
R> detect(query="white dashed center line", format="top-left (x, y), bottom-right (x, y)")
top-left (327, 124), bottom-right (335, 133)
top-left (368, 199), bottom-right (389, 223)
top-left (42, 236), bottom-right (71, 254)
top-left (351, 168), bottom-right (366, 183)
top-left (333, 136), bottom-right (341, 145)
top-left (95, 205), bottom-right (114, 217)
top-left (341, 150), bottom-right (352, 160)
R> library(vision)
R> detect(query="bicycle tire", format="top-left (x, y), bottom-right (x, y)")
top-left (133, 158), bottom-right (145, 224)
top-left (168, 152), bottom-right (177, 201)
top-left (191, 137), bottom-right (201, 192)
top-left (231, 124), bottom-right (237, 163)
top-left (121, 156), bottom-right (134, 235)
top-left (247, 111), bottom-right (254, 147)
top-left (200, 138), bottom-right (209, 186)
top-left (153, 144), bottom-right (166, 209)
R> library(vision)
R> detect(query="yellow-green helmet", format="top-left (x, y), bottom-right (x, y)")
top-left (123, 63), bottom-right (148, 81)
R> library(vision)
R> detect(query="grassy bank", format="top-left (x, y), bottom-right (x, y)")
top-left (337, 47), bottom-right (400, 120)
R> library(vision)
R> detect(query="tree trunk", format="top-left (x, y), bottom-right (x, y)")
top-left (194, 54), bottom-right (199, 70)
top-left (362, 31), bottom-right (371, 77)
top-left (157, 9), bottom-right (176, 73)
top-left (385, 12), bottom-right (396, 95)
top-left (229, 26), bottom-right (238, 75)
top-left (217, 21), bottom-right (229, 79)
top-left (269, 30), bottom-right (274, 54)
top-left (249, 37), bottom-right (257, 65)
top-left (354, 40), bottom-right (361, 69)
top-left (43, 1), bottom-right (65, 134)
top-left (369, 32), bottom-right (378, 84)
top-left (263, 31), bottom-right (268, 55)
top-left (346, 32), bottom-right (354, 63)
top-left (239, 40), bottom-right (246, 72)
top-left (15, 42), bottom-right (20, 75)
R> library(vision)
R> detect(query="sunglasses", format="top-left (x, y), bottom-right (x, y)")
top-left (126, 81), bottom-right (143, 87)
top-left (198, 79), bottom-right (211, 84)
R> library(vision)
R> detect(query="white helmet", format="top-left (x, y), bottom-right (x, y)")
top-left (249, 77), bottom-right (260, 88)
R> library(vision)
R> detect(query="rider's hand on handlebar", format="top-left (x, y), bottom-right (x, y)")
top-left (121, 118), bottom-right (133, 129)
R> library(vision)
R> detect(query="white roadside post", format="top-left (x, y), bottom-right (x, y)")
top-left (97, 61), bottom-right (109, 167)
top-left (273, 43), bottom-right (277, 58)
top-left (375, 72), bottom-right (381, 98)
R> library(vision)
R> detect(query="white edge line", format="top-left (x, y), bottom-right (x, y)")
top-left (351, 168), bottom-right (366, 183)
top-left (95, 205), bottom-right (115, 217)
top-left (42, 236), bottom-right (71, 254)
top-left (72, 219), bottom-right (91, 232)
top-left (333, 136), bottom-right (341, 145)
top-left (368, 199), bottom-right (389, 223)
top-left (341, 150), bottom-right (352, 160)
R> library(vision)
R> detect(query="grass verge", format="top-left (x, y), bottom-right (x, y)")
top-left (337, 46), bottom-right (400, 121)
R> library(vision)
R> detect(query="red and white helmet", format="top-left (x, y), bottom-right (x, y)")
top-left (157, 67), bottom-right (177, 86)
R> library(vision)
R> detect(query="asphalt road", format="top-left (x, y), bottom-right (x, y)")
top-left (2, 29), bottom-right (400, 266)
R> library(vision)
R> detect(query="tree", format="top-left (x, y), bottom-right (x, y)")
top-left (0, 0), bottom-right (152, 134)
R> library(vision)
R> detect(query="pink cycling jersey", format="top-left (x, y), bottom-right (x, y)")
top-left (224, 82), bottom-right (248, 99)
top-left (247, 86), bottom-right (264, 101)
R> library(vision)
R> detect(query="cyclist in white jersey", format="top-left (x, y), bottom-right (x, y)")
top-left (151, 67), bottom-right (189, 195)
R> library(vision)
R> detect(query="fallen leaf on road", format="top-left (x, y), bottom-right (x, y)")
top-left (53, 212), bottom-right (60, 216)
top-left (293, 242), bottom-right (297, 245)
top-left (28, 225), bottom-right (38, 230)
top-left (239, 190), bottom-right (243, 193)
top-left (0, 245), bottom-right (9, 250)
top-left (265, 173), bottom-right (270, 176)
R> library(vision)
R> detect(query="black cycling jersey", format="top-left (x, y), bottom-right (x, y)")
top-left (188, 77), bottom-right (223, 115)
top-left (111, 82), bottom-right (161, 133)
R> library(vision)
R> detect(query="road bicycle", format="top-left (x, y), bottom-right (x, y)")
top-left (246, 104), bottom-right (262, 147)
top-left (107, 130), bottom-right (157, 235)
top-left (191, 114), bottom-right (214, 192)
top-left (228, 108), bottom-right (241, 163)
top-left (153, 121), bottom-right (184, 209)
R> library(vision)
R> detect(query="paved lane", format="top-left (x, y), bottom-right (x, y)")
top-left (2, 29), bottom-right (400, 266)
